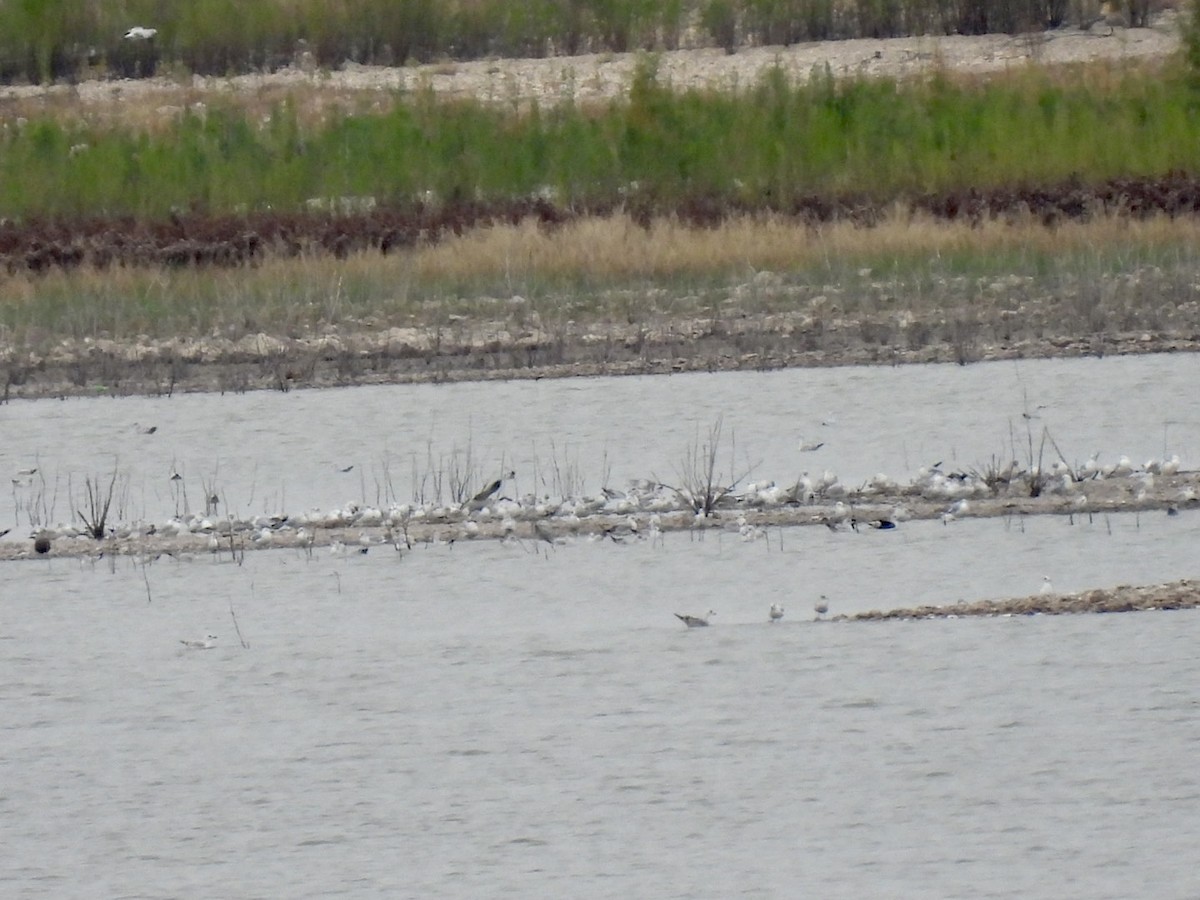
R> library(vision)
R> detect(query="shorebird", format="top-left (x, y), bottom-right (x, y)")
top-left (180, 634), bottom-right (218, 650)
top-left (675, 610), bottom-right (715, 628)
top-left (814, 597), bottom-right (829, 619)
top-left (1039, 576), bottom-right (1054, 596)
top-left (769, 604), bottom-right (784, 622)
top-left (124, 26), bottom-right (158, 40)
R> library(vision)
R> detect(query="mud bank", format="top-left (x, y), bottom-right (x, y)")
top-left (846, 578), bottom-right (1200, 619)
top-left (4, 464), bottom-right (1194, 563)
top-left (5, 312), bottom-right (1199, 401)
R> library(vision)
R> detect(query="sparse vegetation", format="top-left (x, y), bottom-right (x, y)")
top-left (0, 0), bottom-right (1159, 85)
top-left (74, 467), bottom-right (125, 539)
top-left (662, 416), bottom-right (758, 516)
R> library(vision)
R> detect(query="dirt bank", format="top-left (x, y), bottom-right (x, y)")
top-left (6, 257), bottom-right (1200, 400)
top-left (0, 15), bottom-right (1180, 117)
top-left (845, 578), bottom-right (1200, 618)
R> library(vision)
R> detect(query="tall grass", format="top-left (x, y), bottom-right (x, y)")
top-left (0, 0), bottom-right (1167, 85)
top-left (2, 211), bottom-right (1198, 342)
top-left (1, 61), bottom-right (1197, 218)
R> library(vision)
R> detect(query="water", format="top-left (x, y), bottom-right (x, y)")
top-left (4, 353), bottom-right (1200, 897)
top-left (2, 353), bottom-right (1199, 527)
top-left (3, 535), bottom-right (1199, 898)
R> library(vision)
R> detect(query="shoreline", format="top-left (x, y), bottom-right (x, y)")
top-left (5, 313), bottom-right (1199, 402)
top-left (0, 18), bottom-right (1180, 118)
top-left (5, 466), bottom-right (1194, 561)
top-left (844, 579), bottom-right (1200, 619)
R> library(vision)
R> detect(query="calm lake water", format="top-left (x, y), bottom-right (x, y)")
top-left (3, 354), bottom-right (1199, 897)
top-left (3, 530), bottom-right (1199, 898)
top-left (1, 353), bottom-right (1199, 527)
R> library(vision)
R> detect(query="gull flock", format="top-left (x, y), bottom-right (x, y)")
top-left (3, 451), bottom-right (1192, 562)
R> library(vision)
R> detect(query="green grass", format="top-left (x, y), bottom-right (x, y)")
top-left (3, 61), bottom-right (1200, 219)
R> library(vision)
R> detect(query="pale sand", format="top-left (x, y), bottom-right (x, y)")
top-left (0, 15), bottom-right (1181, 120)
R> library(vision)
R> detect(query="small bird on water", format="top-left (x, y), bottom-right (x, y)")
top-left (769, 604), bottom-right (784, 622)
top-left (675, 610), bottom-right (715, 628)
top-left (180, 634), bottom-right (218, 650)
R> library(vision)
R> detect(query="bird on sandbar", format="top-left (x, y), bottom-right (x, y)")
top-left (675, 610), bottom-right (715, 628)
top-left (468, 470), bottom-right (516, 509)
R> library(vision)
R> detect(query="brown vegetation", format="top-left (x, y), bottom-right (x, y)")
top-left (2, 173), bottom-right (1200, 274)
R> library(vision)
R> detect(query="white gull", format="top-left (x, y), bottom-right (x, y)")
top-left (180, 634), bottom-right (218, 650)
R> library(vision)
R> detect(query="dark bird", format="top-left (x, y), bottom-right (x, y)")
top-left (468, 470), bottom-right (516, 508)
top-left (34, 535), bottom-right (51, 554)
top-left (868, 518), bottom-right (896, 530)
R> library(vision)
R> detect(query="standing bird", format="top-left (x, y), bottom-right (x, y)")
top-left (675, 610), bottom-right (715, 628)
top-left (1039, 576), bottom-right (1054, 596)
top-left (814, 596), bottom-right (829, 620)
top-left (769, 604), bottom-right (784, 622)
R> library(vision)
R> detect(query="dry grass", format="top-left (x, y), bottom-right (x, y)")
top-left (0, 208), bottom-right (1198, 357)
top-left (403, 210), bottom-right (1200, 282)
